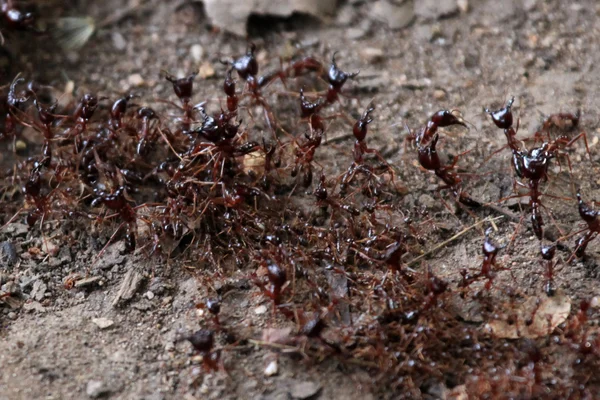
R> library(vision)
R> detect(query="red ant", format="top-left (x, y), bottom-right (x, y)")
top-left (1, 0), bottom-right (35, 32)
top-left (486, 98), bottom-right (587, 241)
top-left (340, 104), bottom-right (396, 196)
top-left (409, 109), bottom-right (475, 205)
top-left (109, 94), bottom-right (137, 130)
top-left (2, 75), bottom-right (30, 138)
top-left (460, 230), bottom-right (508, 290)
top-left (135, 106), bottom-right (159, 156)
top-left (92, 186), bottom-right (137, 252)
top-left (252, 258), bottom-right (288, 308)
top-left (540, 245), bottom-right (557, 296)
top-left (291, 89), bottom-right (326, 187)
top-left (183, 329), bottom-right (221, 371)
top-left (573, 192), bottom-right (600, 258)
top-left (324, 52), bottom-right (359, 104)
top-left (314, 175), bottom-right (360, 217)
top-left (164, 71), bottom-right (197, 134)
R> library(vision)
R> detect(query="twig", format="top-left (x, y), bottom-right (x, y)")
top-left (405, 216), bottom-right (504, 267)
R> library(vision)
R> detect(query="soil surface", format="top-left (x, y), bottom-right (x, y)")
top-left (2, 0), bottom-right (600, 399)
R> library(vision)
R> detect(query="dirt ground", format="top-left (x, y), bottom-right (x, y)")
top-left (2, 0), bottom-right (600, 399)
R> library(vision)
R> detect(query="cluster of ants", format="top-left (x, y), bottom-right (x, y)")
top-left (2, 36), bottom-right (600, 397)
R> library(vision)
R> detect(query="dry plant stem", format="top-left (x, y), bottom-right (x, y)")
top-left (405, 216), bottom-right (504, 267)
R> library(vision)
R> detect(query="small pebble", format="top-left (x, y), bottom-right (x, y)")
top-left (360, 47), bottom-right (384, 64)
top-left (198, 62), bottom-right (215, 79)
top-left (190, 44), bottom-right (204, 62)
top-left (128, 73), bottom-right (145, 87)
top-left (264, 360), bottom-right (278, 376)
top-left (112, 32), bottom-right (127, 51)
top-left (86, 380), bottom-right (109, 398)
top-left (433, 89), bottom-right (447, 100)
top-left (290, 381), bottom-right (322, 399)
top-left (92, 317), bottom-right (115, 329)
top-left (254, 305), bottom-right (267, 315)
top-left (145, 291), bottom-right (155, 300)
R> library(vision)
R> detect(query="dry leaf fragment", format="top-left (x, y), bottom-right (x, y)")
top-left (485, 293), bottom-right (571, 339)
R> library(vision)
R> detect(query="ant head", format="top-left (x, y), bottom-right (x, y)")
top-left (431, 109), bottom-right (468, 129)
top-left (485, 97), bottom-right (515, 130)
top-left (164, 71), bottom-right (197, 101)
top-left (137, 106), bottom-right (157, 120)
top-left (541, 245), bottom-right (556, 261)
top-left (267, 262), bottom-right (287, 288)
top-left (482, 230), bottom-right (499, 256)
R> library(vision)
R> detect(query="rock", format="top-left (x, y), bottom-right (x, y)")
top-left (92, 317), bottom-right (115, 329)
top-left (198, 62), bottom-right (215, 79)
top-left (372, 0), bottom-right (415, 30)
top-left (254, 305), bottom-right (267, 315)
top-left (360, 47), bottom-right (384, 64)
top-left (457, 0), bottom-right (469, 13)
top-left (203, 0), bottom-right (338, 36)
top-left (3, 223), bottom-right (29, 237)
top-left (0, 241), bottom-right (18, 267)
top-left (128, 73), bottom-right (145, 87)
top-left (415, 0), bottom-right (458, 20)
top-left (264, 360), bottom-right (278, 376)
top-left (112, 32), bottom-right (127, 51)
top-left (23, 301), bottom-right (45, 312)
top-left (290, 381), bottom-right (322, 399)
top-left (112, 269), bottom-right (145, 307)
top-left (30, 280), bottom-right (47, 301)
top-left (433, 89), bottom-right (446, 100)
top-left (145, 291), bottom-right (155, 300)
top-left (190, 44), bottom-right (204, 62)
top-left (86, 380), bottom-right (109, 398)
top-left (418, 193), bottom-right (436, 208)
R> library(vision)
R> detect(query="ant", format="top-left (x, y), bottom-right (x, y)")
top-left (540, 245), bottom-right (557, 296)
top-left (164, 71), bottom-right (198, 134)
top-left (252, 258), bottom-right (288, 308)
top-left (460, 230), bottom-right (509, 290)
top-left (109, 94), bottom-right (137, 130)
top-left (92, 186), bottom-right (137, 252)
top-left (291, 89), bottom-right (326, 187)
top-left (183, 329), bottom-right (221, 372)
top-left (1, 0), bottom-right (35, 32)
top-left (324, 52), bottom-right (359, 104)
top-left (573, 192), bottom-right (600, 258)
top-left (2, 75), bottom-right (30, 138)
top-left (314, 175), bottom-right (360, 217)
top-left (408, 109), bottom-right (475, 205)
top-left (340, 104), bottom-right (396, 196)
top-left (486, 98), bottom-right (588, 241)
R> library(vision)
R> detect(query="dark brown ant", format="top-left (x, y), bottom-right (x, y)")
top-left (3, 75), bottom-right (30, 138)
top-left (184, 329), bottom-right (220, 371)
top-left (252, 260), bottom-right (287, 306)
top-left (109, 94), bottom-right (137, 130)
top-left (325, 52), bottom-right (359, 104)
top-left (460, 230), bottom-right (508, 290)
top-left (136, 106), bottom-right (159, 156)
top-left (314, 175), bottom-right (360, 217)
top-left (291, 89), bottom-right (326, 187)
top-left (540, 245), bottom-right (556, 296)
top-left (93, 186), bottom-right (137, 252)
top-left (573, 192), bottom-right (600, 258)
top-left (164, 71), bottom-right (197, 134)
top-left (340, 104), bottom-right (396, 196)
top-left (409, 110), bottom-right (474, 205)
top-left (1, 0), bottom-right (35, 31)
top-left (196, 297), bottom-right (221, 326)
top-left (486, 98), bottom-right (587, 241)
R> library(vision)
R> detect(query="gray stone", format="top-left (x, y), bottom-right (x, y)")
top-left (415, 0), bottom-right (458, 20)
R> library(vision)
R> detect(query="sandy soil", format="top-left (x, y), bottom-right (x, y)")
top-left (2, 0), bottom-right (600, 399)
